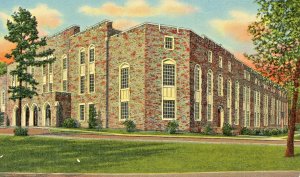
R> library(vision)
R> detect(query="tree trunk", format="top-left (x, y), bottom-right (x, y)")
top-left (17, 81), bottom-right (22, 127)
top-left (285, 80), bottom-right (299, 157)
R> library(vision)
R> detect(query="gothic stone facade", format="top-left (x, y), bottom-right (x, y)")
top-left (0, 20), bottom-right (289, 131)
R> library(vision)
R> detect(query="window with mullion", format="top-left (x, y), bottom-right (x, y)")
top-left (89, 48), bottom-right (95, 63)
top-left (164, 37), bottom-right (173, 49)
top-left (89, 74), bottom-right (95, 93)
top-left (121, 67), bottom-right (129, 89)
top-left (163, 64), bottom-right (175, 86)
top-left (163, 100), bottom-right (175, 119)
top-left (80, 51), bottom-right (85, 64)
top-left (80, 76), bottom-right (85, 94)
top-left (121, 101), bottom-right (129, 119)
top-left (79, 105), bottom-right (85, 120)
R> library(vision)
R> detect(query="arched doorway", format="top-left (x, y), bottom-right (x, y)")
top-left (45, 104), bottom-right (51, 127)
top-left (33, 106), bottom-right (38, 126)
top-left (25, 106), bottom-right (30, 126)
top-left (218, 106), bottom-right (224, 127)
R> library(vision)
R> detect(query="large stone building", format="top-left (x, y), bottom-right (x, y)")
top-left (0, 20), bottom-right (289, 132)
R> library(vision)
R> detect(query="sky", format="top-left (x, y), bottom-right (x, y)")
top-left (0, 0), bottom-right (258, 67)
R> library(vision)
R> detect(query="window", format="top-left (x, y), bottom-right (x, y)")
top-left (42, 65), bottom-right (46, 75)
top-left (164, 36), bottom-right (174, 50)
top-left (80, 76), bottom-right (85, 94)
top-left (227, 79), bottom-right (232, 124)
top-left (208, 50), bottom-right (212, 63)
top-left (63, 57), bottom-right (67, 69)
top-left (264, 95), bottom-right (269, 126)
top-left (121, 101), bottom-right (129, 119)
top-left (1, 90), bottom-right (5, 105)
top-left (80, 51), bottom-right (85, 64)
top-left (121, 67), bottom-right (129, 89)
top-left (228, 61), bottom-right (231, 72)
top-left (207, 104), bottom-right (212, 121)
top-left (218, 75), bottom-right (223, 96)
top-left (207, 70), bottom-right (213, 95)
top-left (79, 104), bottom-right (85, 120)
top-left (254, 91), bottom-right (261, 127)
top-left (89, 48), bottom-right (95, 63)
top-left (219, 56), bottom-right (223, 68)
top-left (49, 63), bottom-right (53, 74)
top-left (163, 64), bottom-right (175, 86)
top-left (89, 74), bottom-right (95, 93)
top-left (163, 100), bottom-right (175, 119)
top-left (194, 65), bottom-right (201, 121)
top-left (234, 81), bottom-right (239, 125)
top-left (63, 80), bottom-right (67, 92)
top-left (49, 83), bottom-right (53, 92)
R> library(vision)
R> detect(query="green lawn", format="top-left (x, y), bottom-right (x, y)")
top-left (0, 135), bottom-right (300, 173)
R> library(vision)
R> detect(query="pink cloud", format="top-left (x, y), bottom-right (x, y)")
top-left (113, 19), bottom-right (139, 30)
top-left (210, 10), bottom-right (255, 43)
top-left (234, 52), bottom-right (255, 69)
top-left (0, 36), bottom-right (15, 63)
top-left (79, 0), bottom-right (198, 17)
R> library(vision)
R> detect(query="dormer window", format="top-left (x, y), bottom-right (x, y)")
top-left (164, 36), bottom-right (174, 50)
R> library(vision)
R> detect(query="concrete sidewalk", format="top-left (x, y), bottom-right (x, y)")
top-left (1, 171), bottom-right (300, 177)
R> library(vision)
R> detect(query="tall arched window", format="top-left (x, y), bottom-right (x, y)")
top-left (162, 59), bottom-right (176, 119)
top-left (207, 70), bottom-right (213, 121)
top-left (79, 48), bottom-right (86, 94)
top-left (234, 81), bottom-right (239, 125)
top-left (194, 65), bottom-right (201, 121)
top-left (119, 63), bottom-right (130, 120)
top-left (218, 74), bottom-right (223, 96)
top-left (227, 79), bottom-right (232, 124)
top-left (62, 54), bottom-right (68, 92)
top-left (88, 45), bottom-right (95, 93)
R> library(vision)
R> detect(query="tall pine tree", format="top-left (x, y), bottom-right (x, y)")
top-left (5, 7), bottom-right (55, 127)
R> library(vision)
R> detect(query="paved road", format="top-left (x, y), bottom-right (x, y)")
top-left (1, 171), bottom-right (300, 177)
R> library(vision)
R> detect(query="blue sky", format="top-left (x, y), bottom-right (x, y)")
top-left (0, 0), bottom-right (259, 65)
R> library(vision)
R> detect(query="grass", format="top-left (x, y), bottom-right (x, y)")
top-left (0, 135), bottom-right (300, 173)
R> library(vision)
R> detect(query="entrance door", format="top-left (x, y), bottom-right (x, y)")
top-left (45, 105), bottom-right (51, 127)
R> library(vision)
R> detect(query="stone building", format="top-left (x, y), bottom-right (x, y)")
top-left (0, 20), bottom-right (289, 131)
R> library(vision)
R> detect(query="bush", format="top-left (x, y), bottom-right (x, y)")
top-left (295, 124), bottom-right (300, 131)
top-left (62, 118), bottom-right (77, 128)
top-left (0, 113), bottom-right (4, 126)
top-left (6, 117), bottom-right (10, 126)
top-left (271, 128), bottom-right (280, 135)
top-left (222, 122), bottom-right (233, 136)
top-left (251, 129), bottom-right (261, 136)
top-left (166, 120), bottom-right (179, 134)
top-left (282, 127), bottom-right (288, 134)
top-left (14, 127), bottom-right (28, 136)
top-left (203, 123), bottom-right (214, 135)
top-left (123, 120), bottom-right (136, 132)
top-left (262, 128), bottom-right (272, 136)
top-left (240, 127), bottom-right (251, 135)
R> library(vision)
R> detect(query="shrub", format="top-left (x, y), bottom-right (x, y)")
top-left (240, 127), bottom-right (251, 135)
top-left (123, 120), bottom-right (136, 132)
top-left (251, 129), bottom-right (261, 136)
top-left (271, 128), bottom-right (279, 135)
top-left (262, 128), bottom-right (272, 136)
top-left (166, 120), bottom-right (179, 134)
top-left (14, 127), bottom-right (28, 136)
top-left (296, 124), bottom-right (300, 131)
top-left (222, 122), bottom-right (234, 136)
top-left (203, 123), bottom-right (214, 135)
top-left (6, 117), bottom-right (10, 126)
top-left (88, 105), bottom-right (98, 129)
top-left (0, 113), bottom-right (4, 126)
top-left (62, 118), bottom-right (77, 128)
top-left (282, 127), bottom-right (288, 134)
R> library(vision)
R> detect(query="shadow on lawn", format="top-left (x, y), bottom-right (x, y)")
top-left (0, 136), bottom-right (176, 173)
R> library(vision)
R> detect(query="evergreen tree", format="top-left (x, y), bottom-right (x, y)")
top-left (248, 0), bottom-right (300, 157)
top-left (4, 7), bottom-right (55, 127)
top-left (88, 105), bottom-right (98, 129)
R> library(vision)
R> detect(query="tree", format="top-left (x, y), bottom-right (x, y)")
top-left (88, 105), bottom-right (98, 129)
top-left (248, 0), bottom-right (300, 157)
top-left (4, 7), bottom-right (55, 127)
top-left (0, 62), bottom-right (7, 76)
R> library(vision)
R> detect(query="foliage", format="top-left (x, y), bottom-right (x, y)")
top-left (123, 120), bottom-right (136, 132)
top-left (6, 117), bottom-right (10, 126)
top-left (62, 118), bottom-right (77, 128)
top-left (13, 127), bottom-right (28, 136)
top-left (240, 127), bottom-right (288, 136)
top-left (296, 124), bottom-right (300, 131)
top-left (4, 8), bottom-right (55, 127)
top-left (203, 123), bottom-right (214, 135)
top-left (166, 120), bottom-right (179, 134)
top-left (88, 105), bottom-right (98, 129)
top-left (247, 0), bottom-right (300, 157)
top-left (222, 122), bottom-right (234, 136)
top-left (0, 62), bottom-right (7, 76)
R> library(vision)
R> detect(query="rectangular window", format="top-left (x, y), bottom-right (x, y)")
top-left (42, 65), bottom-right (46, 75)
top-left (80, 76), bottom-right (85, 94)
top-left (121, 101), bottom-right (129, 119)
top-left (49, 83), bottom-right (53, 92)
top-left (218, 75), bottom-right (223, 96)
top-left (1, 90), bottom-right (5, 105)
top-left (194, 103), bottom-right (200, 120)
top-left (164, 36), bottom-right (174, 50)
top-left (121, 68), bottom-right (129, 89)
top-left (207, 72), bottom-right (212, 95)
top-left (219, 56), bottom-right (223, 68)
top-left (63, 80), bottom-right (67, 92)
top-left (208, 50), bottom-right (212, 63)
top-left (163, 100), bottom-right (175, 119)
top-left (80, 51), bottom-right (85, 64)
top-left (79, 104), bottom-right (85, 120)
top-left (228, 62), bottom-right (231, 72)
top-left (89, 48), bottom-right (95, 63)
top-left (207, 104), bottom-right (212, 121)
top-left (49, 63), bottom-right (53, 74)
top-left (63, 58), bottom-right (67, 69)
top-left (163, 64), bottom-right (175, 86)
top-left (89, 74), bottom-right (95, 93)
